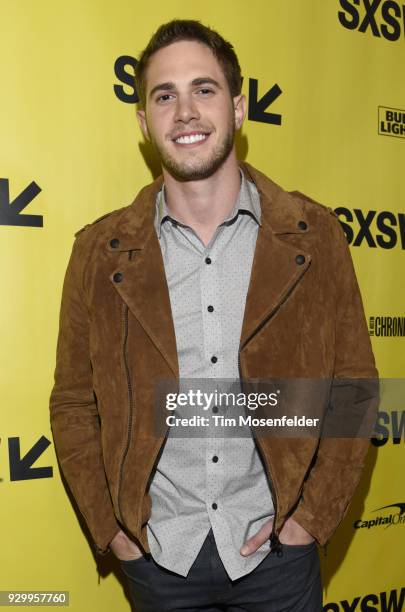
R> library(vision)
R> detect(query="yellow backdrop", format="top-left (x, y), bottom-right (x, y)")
top-left (1, 1), bottom-right (404, 610)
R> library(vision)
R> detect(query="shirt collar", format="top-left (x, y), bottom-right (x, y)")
top-left (154, 168), bottom-right (262, 238)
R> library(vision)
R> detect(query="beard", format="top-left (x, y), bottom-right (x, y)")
top-left (148, 115), bottom-right (236, 181)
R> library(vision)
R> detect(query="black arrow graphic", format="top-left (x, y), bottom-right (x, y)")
top-left (248, 80), bottom-right (282, 125)
top-left (8, 436), bottom-right (53, 481)
top-left (0, 179), bottom-right (43, 227)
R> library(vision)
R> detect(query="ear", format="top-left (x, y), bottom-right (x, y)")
top-left (233, 93), bottom-right (247, 130)
top-left (136, 109), bottom-right (150, 140)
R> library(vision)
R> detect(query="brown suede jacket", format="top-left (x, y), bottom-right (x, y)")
top-left (49, 162), bottom-right (378, 556)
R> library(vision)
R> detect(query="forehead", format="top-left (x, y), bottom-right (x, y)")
top-left (145, 40), bottom-right (226, 91)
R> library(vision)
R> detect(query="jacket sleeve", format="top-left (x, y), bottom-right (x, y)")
top-left (49, 231), bottom-right (121, 555)
top-left (290, 208), bottom-right (379, 546)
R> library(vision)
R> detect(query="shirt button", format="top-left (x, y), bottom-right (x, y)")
top-left (211, 356), bottom-right (218, 363)
top-left (113, 272), bottom-right (123, 283)
top-left (212, 406), bottom-right (218, 413)
top-left (109, 238), bottom-right (120, 248)
top-left (205, 257), bottom-right (212, 264)
top-left (212, 502), bottom-right (218, 510)
top-left (212, 455), bottom-right (219, 463)
top-left (207, 305), bottom-right (214, 312)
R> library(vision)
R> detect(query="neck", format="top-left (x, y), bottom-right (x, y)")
top-left (162, 149), bottom-right (241, 245)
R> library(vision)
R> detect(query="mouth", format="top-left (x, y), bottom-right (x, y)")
top-left (172, 131), bottom-right (211, 147)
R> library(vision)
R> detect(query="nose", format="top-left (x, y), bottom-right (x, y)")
top-left (174, 94), bottom-right (200, 123)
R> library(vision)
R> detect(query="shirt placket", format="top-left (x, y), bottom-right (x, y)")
top-left (198, 228), bottom-right (229, 524)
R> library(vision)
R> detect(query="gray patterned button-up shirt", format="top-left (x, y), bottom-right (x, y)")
top-left (146, 170), bottom-right (275, 580)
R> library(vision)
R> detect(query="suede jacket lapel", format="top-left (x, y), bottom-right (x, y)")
top-left (106, 161), bottom-right (311, 376)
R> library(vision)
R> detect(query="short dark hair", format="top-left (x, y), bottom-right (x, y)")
top-left (135, 19), bottom-right (242, 107)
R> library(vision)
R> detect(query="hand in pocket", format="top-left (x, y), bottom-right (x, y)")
top-left (110, 529), bottom-right (144, 561)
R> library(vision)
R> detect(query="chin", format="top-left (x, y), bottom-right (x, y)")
top-left (167, 160), bottom-right (225, 182)
top-left (159, 136), bottom-right (234, 182)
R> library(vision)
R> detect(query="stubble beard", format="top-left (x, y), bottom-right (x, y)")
top-left (149, 116), bottom-right (236, 182)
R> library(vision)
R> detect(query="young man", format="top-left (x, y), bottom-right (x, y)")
top-left (50, 20), bottom-right (378, 612)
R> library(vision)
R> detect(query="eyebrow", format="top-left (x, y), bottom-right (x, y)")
top-left (148, 77), bottom-right (222, 100)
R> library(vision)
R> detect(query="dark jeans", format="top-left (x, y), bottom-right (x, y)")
top-left (120, 528), bottom-right (322, 612)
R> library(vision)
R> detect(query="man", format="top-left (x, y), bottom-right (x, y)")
top-left (49, 19), bottom-right (378, 612)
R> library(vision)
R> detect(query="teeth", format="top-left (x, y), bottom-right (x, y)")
top-left (175, 133), bottom-right (207, 144)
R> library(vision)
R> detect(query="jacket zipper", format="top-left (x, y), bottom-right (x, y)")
top-left (117, 301), bottom-right (134, 524)
top-left (256, 428), bottom-right (282, 556)
top-left (133, 383), bottom-right (179, 535)
top-left (237, 260), bottom-right (311, 556)
top-left (117, 301), bottom-right (177, 533)
top-left (238, 349), bottom-right (283, 557)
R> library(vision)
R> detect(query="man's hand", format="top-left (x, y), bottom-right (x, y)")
top-left (240, 517), bottom-right (315, 556)
top-left (109, 529), bottom-right (145, 561)
top-left (278, 517), bottom-right (315, 546)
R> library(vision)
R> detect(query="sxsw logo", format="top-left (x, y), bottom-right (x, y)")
top-left (379, 106), bottom-right (405, 138)
top-left (372, 410), bottom-right (405, 445)
top-left (353, 502), bottom-right (405, 530)
top-left (323, 587), bottom-right (405, 611)
top-left (334, 207), bottom-right (405, 250)
top-left (338, 0), bottom-right (405, 41)
top-left (113, 56), bottom-right (283, 126)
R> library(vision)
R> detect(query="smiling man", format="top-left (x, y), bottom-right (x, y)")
top-left (49, 19), bottom-right (378, 612)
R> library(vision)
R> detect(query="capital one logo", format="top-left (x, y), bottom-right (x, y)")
top-left (338, 0), bottom-right (405, 41)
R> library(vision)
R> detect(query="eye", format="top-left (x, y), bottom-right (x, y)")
top-left (156, 93), bottom-right (175, 103)
top-left (197, 88), bottom-right (214, 96)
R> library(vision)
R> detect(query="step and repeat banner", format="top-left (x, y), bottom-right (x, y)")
top-left (1, 1), bottom-right (404, 610)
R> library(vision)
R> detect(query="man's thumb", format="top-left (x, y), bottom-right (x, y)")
top-left (240, 539), bottom-right (256, 556)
